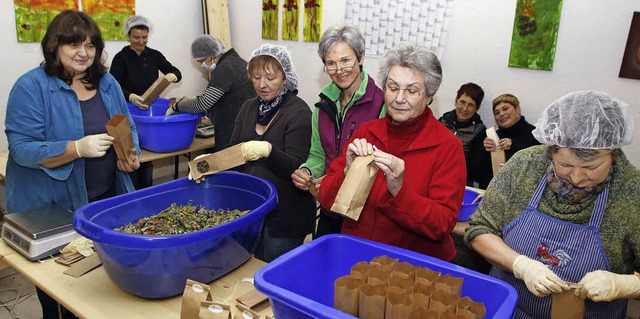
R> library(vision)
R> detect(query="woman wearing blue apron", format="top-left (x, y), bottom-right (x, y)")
top-left (464, 91), bottom-right (640, 318)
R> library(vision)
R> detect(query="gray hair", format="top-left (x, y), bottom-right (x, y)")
top-left (378, 42), bottom-right (442, 97)
top-left (317, 24), bottom-right (365, 62)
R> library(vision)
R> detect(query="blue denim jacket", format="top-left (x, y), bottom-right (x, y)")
top-left (5, 65), bottom-right (139, 213)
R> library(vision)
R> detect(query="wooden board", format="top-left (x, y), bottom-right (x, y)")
top-left (202, 0), bottom-right (232, 48)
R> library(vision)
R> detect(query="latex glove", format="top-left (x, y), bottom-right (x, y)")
top-left (129, 93), bottom-right (149, 110)
top-left (165, 99), bottom-right (178, 116)
top-left (575, 270), bottom-right (640, 302)
top-left (60, 236), bottom-right (94, 256)
top-left (241, 141), bottom-right (272, 161)
top-left (512, 255), bottom-right (570, 297)
top-left (188, 154), bottom-right (209, 184)
top-left (75, 133), bottom-right (114, 158)
top-left (164, 73), bottom-right (178, 83)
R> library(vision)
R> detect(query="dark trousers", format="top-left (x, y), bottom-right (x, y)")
top-left (129, 161), bottom-right (153, 189)
top-left (37, 287), bottom-right (77, 319)
top-left (313, 209), bottom-right (343, 239)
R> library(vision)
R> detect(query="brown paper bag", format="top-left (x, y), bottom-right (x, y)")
top-left (408, 306), bottom-right (439, 319)
top-left (330, 155), bottom-right (378, 220)
top-left (388, 275), bottom-right (414, 295)
top-left (415, 267), bottom-right (441, 286)
top-left (412, 282), bottom-right (435, 309)
top-left (234, 304), bottom-right (261, 319)
top-left (457, 296), bottom-right (486, 319)
top-left (181, 279), bottom-right (213, 319)
top-left (141, 76), bottom-right (170, 105)
top-left (429, 289), bottom-right (457, 314)
top-left (370, 255), bottom-right (398, 272)
top-left (435, 274), bottom-right (464, 296)
top-left (391, 262), bottom-right (417, 281)
top-left (350, 261), bottom-right (372, 280)
top-left (359, 283), bottom-right (387, 319)
top-left (385, 290), bottom-right (413, 319)
top-left (334, 275), bottom-right (363, 317)
top-left (551, 287), bottom-right (584, 319)
top-left (366, 267), bottom-right (391, 286)
top-left (188, 144), bottom-right (247, 180)
top-left (199, 301), bottom-right (231, 319)
top-left (105, 114), bottom-right (136, 165)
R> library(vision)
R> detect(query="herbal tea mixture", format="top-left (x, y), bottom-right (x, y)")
top-left (114, 201), bottom-right (250, 235)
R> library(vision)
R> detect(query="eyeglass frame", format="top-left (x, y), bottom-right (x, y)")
top-left (323, 59), bottom-right (359, 75)
top-left (383, 82), bottom-right (426, 100)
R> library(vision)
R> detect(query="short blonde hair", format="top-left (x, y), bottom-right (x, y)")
top-left (492, 93), bottom-right (519, 110)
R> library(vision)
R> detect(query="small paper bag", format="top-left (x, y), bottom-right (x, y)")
top-left (387, 275), bottom-right (414, 295)
top-left (350, 261), bottom-right (372, 280)
top-left (366, 267), bottom-right (391, 286)
top-left (370, 255), bottom-right (398, 272)
top-left (385, 290), bottom-right (414, 319)
top-left (358, 283), bottom-right (386, 319)
top-left (415, 267), bottom-right (441, 286)
top-left (486, 127), bottom-right (506, 176)
top-left (457, 296), bottom-right (486, 319)
top-left (105, 114), bottom-right (136, 165)
top-left (429, 289), bottom-right (457, 314)
top-left (181, 279), bottom-right (213, 319)
top-left (435, 274), bottom-right (464, 296)
top-left (408, 306), bottom-right (438, 319)
top-left (551, 286), bottom-right (584, 319)
top-left (334, 275), bottom-right (363, 317)
top-left (331, 155), bottom-right (378, 220)
top-left (199, 301), bottom-right (231, 319)
top-left (188, 144), bottom-right (246, 180)
top-left (141, 76), bottom-right (170, 105)
top-left (391, 262), bottom-right (417, 281)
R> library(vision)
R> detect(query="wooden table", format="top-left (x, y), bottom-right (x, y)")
top-left (139, 137), bottom-right (215, 179)
top-left (0, 240), bottom-right (271, 319)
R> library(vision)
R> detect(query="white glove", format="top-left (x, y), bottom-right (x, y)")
top-left (164, 73), bottom-right (178, 83)
top-left (129, 93), bottom-right (149, 110)
top-left (75, 133), bottom-right (114, 158)
top-left (575, 270), bottom-right (640, 302)
top-left (188, 154), bottom-right (209, 184)
top-left (165, 100), bottom-right (178, 116)
top-left (241, 141), bottom-right (272, 161)
top-left (512, 255), bottom-right (570, 297)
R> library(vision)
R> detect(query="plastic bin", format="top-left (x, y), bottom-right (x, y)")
top-left (128, 98), bottom-right (204, 152)
top-left (254, 234), bottom-right (517, 319)
top-left (459, 188), bottom-right (482, 222)
top-left (74, 171), bottom-right (277, 299)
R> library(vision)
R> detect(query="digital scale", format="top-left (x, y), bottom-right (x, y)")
top-left (2, 205), bottom-right (79, 261)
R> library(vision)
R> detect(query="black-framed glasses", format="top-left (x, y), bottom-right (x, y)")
top-left (323, 59), bottom-right (358, 75)
top-left (384, 83), bottom-right (425, 99)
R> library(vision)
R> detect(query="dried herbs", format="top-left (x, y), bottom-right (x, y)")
top-left (114, 201), bottom-right (250, 235)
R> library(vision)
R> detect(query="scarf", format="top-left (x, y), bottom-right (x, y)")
top-left (545, 162), bottom-right (612, 203)
top-left (257, 89), bottom-right (287, 125)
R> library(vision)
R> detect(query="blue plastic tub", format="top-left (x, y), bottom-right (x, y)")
top-left (459, 188), bottom-right (482, 222)
top-left (127, 98), bottom-right (204, 152)
top-left (74, 171), bottom-right (277, 299)
top-left (254, 234), bottom-right (517, 319)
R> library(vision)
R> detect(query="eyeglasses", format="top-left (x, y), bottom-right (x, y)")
top-left (196, 58), bottom-right (207, 64)
top-left (323, 59), bottom-right (358, 75)
top-left (384, 83), bottom-right (425, 100)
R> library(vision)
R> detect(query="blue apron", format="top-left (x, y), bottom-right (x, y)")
top-left (490, 177), bottom-right (627, 318)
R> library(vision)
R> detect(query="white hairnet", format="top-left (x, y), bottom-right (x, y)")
top-left (122, 15), bottom-right (151, 35)
top-left (190, 35), bottom-right (225, 60)
top-left (532, 90), bottom-right (633, 149)
top-left (250, 44), bottom-right (299, 91)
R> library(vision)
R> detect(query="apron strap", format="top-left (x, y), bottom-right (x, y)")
top-left (527, 177), bottom-right (548, 209)
top-left (589, 186), bottom-right (609, 228)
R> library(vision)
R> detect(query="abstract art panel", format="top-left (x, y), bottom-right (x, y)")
top-left (303, 0), bottom-right (321, 42)
top-left (14, 0), bottom-right (79, 43)
top-left (262, 0), bottom-right (279, 40)
top-left (84, 0), bottom-right (135, 41)
top-left (508, 0), bottom-right (563, 71)
top-left (282, 0), bottom-right (299, 40)
top-left (619, 12), bottom-right (640, 80)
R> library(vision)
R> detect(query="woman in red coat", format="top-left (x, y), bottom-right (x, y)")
top-left (318, 42), bottom-right (466, 261)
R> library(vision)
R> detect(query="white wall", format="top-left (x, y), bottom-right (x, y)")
top-left (1, 0), bottom-right (640, 164)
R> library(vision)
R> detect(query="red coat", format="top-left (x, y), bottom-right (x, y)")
top-left (318, 108), bottom-right (466, 261)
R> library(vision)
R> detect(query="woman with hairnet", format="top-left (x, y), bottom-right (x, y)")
top-left (110, 15), bottom-right (181, 109)
top-left (465, 90), bottom-right (640, 318)
top-left (190, 44), bottom-right (315, 262)
top-left (166, 34), bottom-right (255, 152)
top-left (110, 15), bottom-right (181, 189)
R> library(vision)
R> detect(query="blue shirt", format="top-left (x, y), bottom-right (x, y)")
top-left (5, 65), bottom-right (140, 213)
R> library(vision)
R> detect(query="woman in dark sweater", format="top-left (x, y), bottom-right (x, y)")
top-left (227, 44), bottom-right (315, 262)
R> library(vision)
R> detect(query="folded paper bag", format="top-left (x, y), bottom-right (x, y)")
top-left (331, 155), bottom-right (378, 221)
top-left (187, 144), bottom-right (246, 180)
top-left (105, 114), bottom-right (136, 165)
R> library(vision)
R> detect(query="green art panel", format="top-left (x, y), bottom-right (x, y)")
top-left (14, 0), bottom-right (79, 43)
top-left (508, 0), bottom-right (563, 71)
top-left (282, 0), bottom-right (299, 41)
top-left (303, 0), bottom-right (321, 42)
top-left (262, 0), bottom-right (279, 40)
